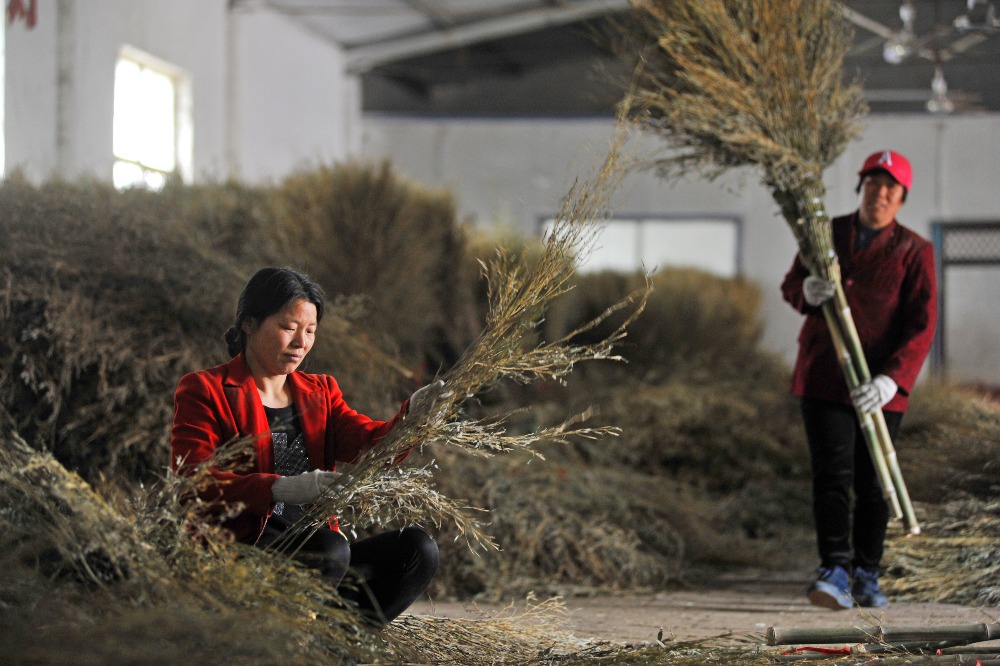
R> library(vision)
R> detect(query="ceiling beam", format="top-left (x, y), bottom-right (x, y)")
top-left (401, 0), bottom-right (457, 30)
top-left (344, 0), bottom-right (630, 74)
top-left (841, 5), bottom-right (895, 41)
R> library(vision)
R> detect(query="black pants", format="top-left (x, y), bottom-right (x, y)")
top-left (258, 519), bottom-right (439, 626)
top-left (801, 398), bottom-right (904, 571)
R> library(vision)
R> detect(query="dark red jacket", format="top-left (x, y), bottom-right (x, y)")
top-left (781, 212), bottom-right (937, 412)
top-left (170, 354), bottom-right (407, 543)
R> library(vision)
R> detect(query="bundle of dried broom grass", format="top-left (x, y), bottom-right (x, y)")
top-left (619, 0), bottom-right (865, 205)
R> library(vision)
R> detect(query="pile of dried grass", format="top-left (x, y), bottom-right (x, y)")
top-left (543, 266), bottom-right (764, 381)
top-left (0, 422), bottom-right (383, 663)
top-left (894, 382), bottom-right (1000, 504)
top-left (407, 260), bottom-right (813, 599)
top-left (276, 161), bottom-right (478, 373)
top-left (422, 453), bottom-right (686, 599)
top-left (0, 175), bottom-right (241, 482)
top-left (885, 498), bottom-right (1000, 606)
top-left (881, 384), bottom-right (1000, 605)
top-left (420, 357), bottom-right (815, 600)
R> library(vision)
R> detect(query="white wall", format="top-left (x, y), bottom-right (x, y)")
top-left (228, 2), bottom-right (361, 183)
top-left (5, 0), bottom-right (60, 181)
top-left (360, 114), bottom-right (1000, 385)
top-left (3, 0), bottom-right (358, 184)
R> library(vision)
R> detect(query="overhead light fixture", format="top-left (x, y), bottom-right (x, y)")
top-left (926, 65), bottom-right (955, 114)
top-left (883, 1), bottom-right (917, 64)
top-left (954, 0), bottom-right (999, 32)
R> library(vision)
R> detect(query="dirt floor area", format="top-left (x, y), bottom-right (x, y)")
top-left (408, 569), bottom-right (1000, 648)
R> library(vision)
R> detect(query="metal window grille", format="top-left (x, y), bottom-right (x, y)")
top-left (939, 223), bottom-right (1000, 265)
top-left (931, 221), bottom-right (1000, 376)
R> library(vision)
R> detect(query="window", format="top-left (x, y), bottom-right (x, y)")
top-left (541, 215), bottom-right (743, 277)
top-left (113, 47), bottom-right (191, 189)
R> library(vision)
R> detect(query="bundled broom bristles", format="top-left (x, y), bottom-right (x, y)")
top-left (614, 0), bottom-right (872, 316)
top-left (618, 0), bottom-right (867, 288)
top-left (620, 0), bottom-right (866, 223)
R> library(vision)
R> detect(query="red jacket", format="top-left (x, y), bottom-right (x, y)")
top-left (170, 354), bottom-right (407, 543)
top-left (781, 212), bottom-right (937, 412)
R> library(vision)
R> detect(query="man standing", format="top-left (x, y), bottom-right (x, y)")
top-left (781, 150), bottom-right (937, 609)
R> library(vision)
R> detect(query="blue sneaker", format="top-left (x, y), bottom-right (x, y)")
top-left (852, 568), bottom-right (889, 607)
top-left (807, 565), bottom-right (852, 610)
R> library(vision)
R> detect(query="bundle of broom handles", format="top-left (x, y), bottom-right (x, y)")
top-left (779, 183), bottom-right (920, 536)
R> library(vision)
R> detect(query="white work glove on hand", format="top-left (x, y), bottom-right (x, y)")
top-left (803, 276), bottom-right (836, 307)
top-left (407, 379), bottom-right (448, 417)
top-left (850, 375), bottom-right (898, 414)
top-left (271, 469), bottom-right (339, 505)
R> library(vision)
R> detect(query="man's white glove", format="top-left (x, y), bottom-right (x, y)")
top-left (271, 469), bottom-right (339, 505)
top-left (407, 379), bottom-right (448, 417)
top-left (850, 375), bottom-right (897, 414)
top-left (803, 276), bottom-right (836, 307)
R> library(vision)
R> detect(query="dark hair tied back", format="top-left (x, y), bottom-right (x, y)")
top-left (224, 326), bottom-right (243, 359)
top-left (226, 267), bottom-right (326, 358)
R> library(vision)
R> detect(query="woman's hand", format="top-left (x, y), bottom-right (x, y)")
top-left (271, 469), bottom-right (340, 504)
top-left (407, 379), bottom-right (449, 418)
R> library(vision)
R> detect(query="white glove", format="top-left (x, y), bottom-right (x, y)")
top-left (271, 469), bottom-right (339, 505)
top-left (407, 379), bottom-right (448, 417)
top-left (850, 375), bottom-right (897, 414)
top-left (803, 276), bottom-right (836, 307)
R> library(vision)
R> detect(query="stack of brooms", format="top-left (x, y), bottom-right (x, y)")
top-left (620, 0), bottom-right (919, 533)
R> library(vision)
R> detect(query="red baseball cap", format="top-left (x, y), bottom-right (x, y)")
top-left (857, 150), bottom-right (912, 192)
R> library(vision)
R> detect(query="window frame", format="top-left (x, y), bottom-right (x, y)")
top-left (112, 45), bottom-right (192, 189)
top-left (538, 213), bottom-right (744, 277)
